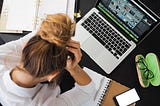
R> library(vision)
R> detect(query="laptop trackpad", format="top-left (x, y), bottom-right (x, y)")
top-left (81, 36), bottom-right (104, 59)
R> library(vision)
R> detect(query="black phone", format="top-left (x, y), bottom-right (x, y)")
top-left (67, 51), bottom-right (74, 60)
top-left (113, 88), bottom-right (140, 106)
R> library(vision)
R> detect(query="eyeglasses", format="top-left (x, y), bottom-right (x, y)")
top-left (137, 57), bottom-right (154, 80)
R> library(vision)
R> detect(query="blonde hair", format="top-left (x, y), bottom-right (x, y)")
top-left (37, 14), bottom-right (75, 47)
top-left (21, 13), bottom-right (76, 83)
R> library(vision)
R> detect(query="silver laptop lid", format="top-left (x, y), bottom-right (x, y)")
top-left (95, 0), bottom-right (160, 44)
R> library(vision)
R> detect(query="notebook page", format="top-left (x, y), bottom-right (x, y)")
top-left (6, 0), bottom-right (37, 31)
top-left (0, 0), bottom-right (22, 33)
top-left (83, 67), bottom-right (107, 90)
top-left (81, 67), bottom-right (111, 106)
top-left (94, 77), bottom-right (111, 105)
top-left (66, 0), bottom-right (75, 20)
top-left (35, 0), bottom-right (68, 30)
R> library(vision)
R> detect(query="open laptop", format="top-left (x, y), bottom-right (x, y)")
top-left (73, 0), bottom-right (160, 74)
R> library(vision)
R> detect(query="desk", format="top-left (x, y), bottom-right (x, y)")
top-left (0, 0), bottom-right (160, 106)
top-left (79, 0), bottom-right (160, 106)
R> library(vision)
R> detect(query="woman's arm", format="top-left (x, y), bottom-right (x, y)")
top-left (65, 40), bottom-right (91, 86)
top-left (62, 40), bottom-right (96, 105)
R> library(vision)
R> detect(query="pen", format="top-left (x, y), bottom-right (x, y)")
top-left (74, 0), bottom-right (81, 20)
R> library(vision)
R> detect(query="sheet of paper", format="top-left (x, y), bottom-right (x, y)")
top-left (0, 0), bottom-right (22, 33)
top-left (66, 0), bottom-right (75, 20)
top-left (5, 0), bottom-right (74, 31)
top-left (6, 0), bottom-right (37, 31)
top-left (36, 0), bottom-right (68, 30)
top-left (81, 67), bottom-right (111, 106)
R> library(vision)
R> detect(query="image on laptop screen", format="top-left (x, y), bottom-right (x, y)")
top-left (96, 0), bottom-right (159, 43)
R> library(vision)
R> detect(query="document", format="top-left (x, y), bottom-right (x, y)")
top-left (0, 0), bottom-right (22, 33)
top-left (6, 0), bottom-right (75, 31)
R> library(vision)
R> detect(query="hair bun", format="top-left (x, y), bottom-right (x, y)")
top-left (37, 14), bottom-right (76, 47)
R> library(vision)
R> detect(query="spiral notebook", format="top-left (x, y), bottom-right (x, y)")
top-left (82, 67), bottom-right (131, 106)
top-left (5, 0), bottom-right (75, 31)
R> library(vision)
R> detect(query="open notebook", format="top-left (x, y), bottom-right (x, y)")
top-left (82, 67), bottom-right (135, 106)
top-left (5, 0), bottom-right (75, 31)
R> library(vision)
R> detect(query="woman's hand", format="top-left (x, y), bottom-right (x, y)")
top-left (65, 40), bottom-right (91, 85)
top-left (65, 40), bottom-right (82, 73)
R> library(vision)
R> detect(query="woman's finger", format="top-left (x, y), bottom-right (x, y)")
top-left (67, 40), bottom-right (80, 49)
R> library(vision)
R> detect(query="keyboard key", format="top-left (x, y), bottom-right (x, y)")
top-left (81, 12), bottom-right (131, 59)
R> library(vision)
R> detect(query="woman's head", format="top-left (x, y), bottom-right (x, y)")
top-left (38, 14), bottom-right (75, 47)
top-left (21, 14), bottom-right (76, 82)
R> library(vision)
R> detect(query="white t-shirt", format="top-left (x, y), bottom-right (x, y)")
top-left (0, 31), bottom-right (96, 106)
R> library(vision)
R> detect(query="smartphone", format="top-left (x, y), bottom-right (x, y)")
top-left (67, 51), bottom-right (74, 60)
top-left (113, 88), bottom-right (140, 106)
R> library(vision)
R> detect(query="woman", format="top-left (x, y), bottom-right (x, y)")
top-left (0, 13), bottom-right (96, 106)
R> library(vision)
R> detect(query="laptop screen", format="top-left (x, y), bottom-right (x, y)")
top-left (96, 0), bottom-right (160, 43)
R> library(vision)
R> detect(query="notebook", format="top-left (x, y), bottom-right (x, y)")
top-left (73, 0), bottom-right (160, 74)
top-left (5, 0), bottom-right (75, 31)
top-left (82, 67), bottom-right (136, 106)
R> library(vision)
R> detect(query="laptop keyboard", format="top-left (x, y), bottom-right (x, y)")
top-left (81, 12), bottom-right (131, 59)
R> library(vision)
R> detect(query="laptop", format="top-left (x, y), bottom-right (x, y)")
top-left (73, 0), bottom-right (160, 74)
